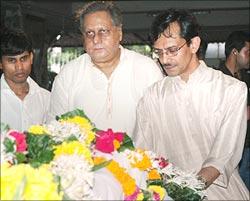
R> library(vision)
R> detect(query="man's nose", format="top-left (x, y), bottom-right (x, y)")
top-left (160, 52), bottom-right (170, 64)
top-left (93, 33), bottom-right (102, 44)
top-left (15, 59), bottom-right (24, 70)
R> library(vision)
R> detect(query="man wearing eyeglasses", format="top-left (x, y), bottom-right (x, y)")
top-left (133, 9), bottom-right (249, 200)
top-left (48, 2), bottom-right (163, 136)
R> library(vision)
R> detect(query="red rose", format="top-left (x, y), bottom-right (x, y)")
top-left (95, 129), bottom-right (124, 153)
top-left (8, 130), bottom-right (27, 152)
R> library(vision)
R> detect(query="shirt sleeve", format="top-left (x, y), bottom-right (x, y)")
top-left (47, 70), bottom-right (69, 122)
top-left (132, 56), bottom-right (163, 103)
top-left (202, 82), bottom-right (248, 187)
top-left (133, 92), bottom-right (154, 150)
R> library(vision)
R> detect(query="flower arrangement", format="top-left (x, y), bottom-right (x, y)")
top-left (1, 109), bottom-right (206, 201)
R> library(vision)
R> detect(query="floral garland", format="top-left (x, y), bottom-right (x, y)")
top-left (1, 109), bottom-right (206, 200)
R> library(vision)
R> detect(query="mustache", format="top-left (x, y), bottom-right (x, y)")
top-left (161, 63), bottom-right (173, 68)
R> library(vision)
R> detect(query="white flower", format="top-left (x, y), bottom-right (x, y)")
top-left (0, 130), bottom-right (17, 164)
top-left (45, 121), bottom-right (89, 145)
top-left (50, 154), bottom-right (95, 200)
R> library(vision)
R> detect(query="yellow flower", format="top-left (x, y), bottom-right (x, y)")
top-left (136, 192), bottom-right (144, 200)
top-left (28, 125), bottom-right (48, 135)
top-left (23, 165), bottom-right (63, 200)
top-left (113, 139), bottom-right (121, 150)
top-left (60, 116), bottom-right (95, 145)
top-left (0, 164), bottom-right (63, 200)
top-left (93, 157), bottom-right (106, 165)
top-left (1, 163), bottom-right (25, 200)
top-left (106, 160), bottom-right (137, 196)
top-left (148, 169), bottom-right (161, 180)
top-left (130, 149), bottom-right (152, 171)
top-left (148, 185), bottom-right (166, 200)
top-left (53, 141), bottom-right (93, 165)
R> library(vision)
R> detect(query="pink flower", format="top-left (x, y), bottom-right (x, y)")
top-left (124, 186), bottom-right (140, 201)
top-left (156, 157), bottom-right (169, 168)
top-left (95, 129), bottom-right (124, 153)
top-left (153, 192), bottom-right (161, 201)
top-left (8, 130), bottom-right (27, 152)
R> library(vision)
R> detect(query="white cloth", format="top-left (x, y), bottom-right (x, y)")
top-left (48, 46), bottom-right (163, 136)
top-left (133, 61), bottom-right (249, 200)
top-left (1, 75), bottom-right (50, 131)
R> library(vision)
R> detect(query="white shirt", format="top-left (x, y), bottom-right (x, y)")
top-left (1, 75), bottom-right (50, 131)
top-left (133, 61), bottom-right (249, 200)
top-left (48, 46), bottom-right (163, 135)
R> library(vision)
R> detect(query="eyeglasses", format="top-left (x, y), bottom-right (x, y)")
top-left (152, 40), bottom-right (190, 59)
top-left (83, 28), bottom-right (111, 40)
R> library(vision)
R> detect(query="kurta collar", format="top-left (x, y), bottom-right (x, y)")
top-left (169, 61), bottom-right (207, 84)
top-left (1, 75), bottom-right (40, 96)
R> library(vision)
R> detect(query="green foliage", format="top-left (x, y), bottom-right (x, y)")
top-left (164, 182), bottom-right (202, 201)
top-left (26, 132), bottom-right (56, 168)
top-left (56, 108), bottom-right (90, 122)
top-left (3, 138), bottom-right (15, 153)
top-left (92, 160), bottom-right (112, 172)
top-left (1, 122), bottom-right (10, 133)
top-left (117, 133), bottom-right (135, 152)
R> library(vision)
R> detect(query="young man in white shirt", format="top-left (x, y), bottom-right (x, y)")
top-left (1, 29), bottom-right (50, 131)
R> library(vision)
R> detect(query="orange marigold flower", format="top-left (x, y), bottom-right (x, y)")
top-left (148, 169), bottom-right (161, 180)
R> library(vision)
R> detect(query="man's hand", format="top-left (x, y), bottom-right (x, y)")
top-left (197, 166), bottom-right (220, 188)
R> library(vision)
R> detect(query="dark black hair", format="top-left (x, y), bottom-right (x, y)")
top-left (0, 28), bottom-right (33, 59)
top-left (151, 9), bottom-right (201, 45)
top-left (225, 31), bottom-right (249, 59)
top-left (76, 1), bottom-right (122, 32)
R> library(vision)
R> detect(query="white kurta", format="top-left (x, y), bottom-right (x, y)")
top-left (48, 46), bottom-right (163, 136)
top-left (1, 76), bottom-right (50, 131)
top-left (133, 62), bottom-right (249, 200)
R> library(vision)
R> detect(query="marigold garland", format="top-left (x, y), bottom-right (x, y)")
top-left (94, 156), bottom-right (137, 196)
top-left (129, 149), bottom-right (152, 171)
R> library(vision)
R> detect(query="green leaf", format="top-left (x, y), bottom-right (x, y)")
top-left (15, 153), bottom-right (27, 164)
top-left (66, 135), bottom-right (78, 142)
top-left (117, 133), bottom-right (135, 152)
top-left (141, 189), bottom-right (152, 201)
top-left (3, 138), bottom-right (15, 153)
top-left (26, 133), bottom-right (56, 167)
top-left (91, 160), bottom-right (112, 171)
top-left (164, 182), bottom-right (202, 201)
top-left (147, 179), bottom-right (164, 187)
top-left (56, 109), bottom-right (90, 121)
top-left (1, 122), bottom-right (10, 133)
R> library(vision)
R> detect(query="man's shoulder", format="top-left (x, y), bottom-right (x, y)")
top-left (123, 48), bottom-right (156, 65)
top-left (209, 67), bottom-right (247, 93)
top-left (28, 77), bottom-right (50, 96)
top-left (60, 54), bottom-right (88, 73)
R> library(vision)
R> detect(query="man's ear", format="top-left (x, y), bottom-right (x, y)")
top-left (190, 36), bottom-right (201, 54)
top-left (30, 52), bottom-right (34, 65)
top-left (117, 25), bottom-right (123, 42)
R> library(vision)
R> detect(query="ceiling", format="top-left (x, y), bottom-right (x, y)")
top-left (1, 0), bottom-right (249, 47)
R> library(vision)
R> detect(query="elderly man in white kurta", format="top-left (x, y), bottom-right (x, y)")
top-left (133, 9), bottom-right (249, 200)
top-left (48, 2), bottom-right (163, 136)
top-left (48, 45), bottom-right (162, 136)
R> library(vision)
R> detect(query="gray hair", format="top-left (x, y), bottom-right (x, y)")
top-left (76, 1), bottom-right (123, 32)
